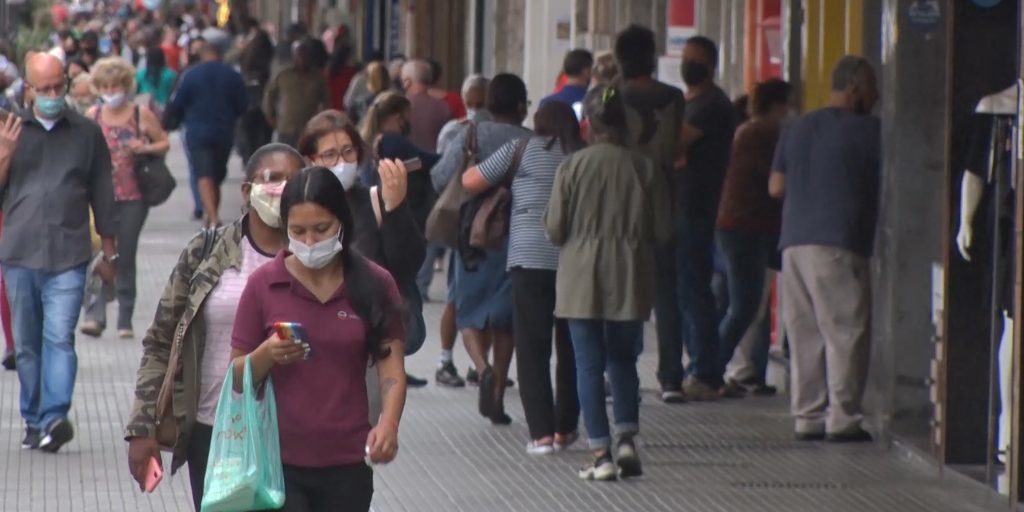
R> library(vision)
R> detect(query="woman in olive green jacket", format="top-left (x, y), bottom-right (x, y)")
top-left (545, 86), bottom-right (671, 482)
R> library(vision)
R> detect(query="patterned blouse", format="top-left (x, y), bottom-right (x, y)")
top-left (94, 107), bottom-right (143, 202)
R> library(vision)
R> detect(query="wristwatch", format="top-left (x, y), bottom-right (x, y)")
top-left (104, 253), bottom-right (120, 264)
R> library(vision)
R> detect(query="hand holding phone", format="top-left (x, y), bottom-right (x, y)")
top-left (144, 456), bottom-right (163, 493)
top-left (273, 322), bottom-right (312, 359)
top-left (402, 157), bottom-right (423, 172)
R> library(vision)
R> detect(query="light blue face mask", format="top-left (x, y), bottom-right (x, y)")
top-left (35, 95), bottom-right (66, 119)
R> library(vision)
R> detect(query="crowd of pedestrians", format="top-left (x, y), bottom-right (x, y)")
top-left (0, 3), bottom-right (882, 510)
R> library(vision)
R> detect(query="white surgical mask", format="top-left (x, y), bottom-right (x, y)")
top-left (289, 229), bottom-right (344, 270)
top-left (102, 92), bottom-right (128, 108)
top-left (249, 181), bottom-right (285, 228)
top-left (330, 161), bottom-right (359, 191)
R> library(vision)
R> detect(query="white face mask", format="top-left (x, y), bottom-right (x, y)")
top-left (249, 181), bottom-right (286, 228)
top-left (289, 229), bottom-right (344, 270)
top-left (102, 92), bottom-right (128, 108)
top-left (330, 161), bottom-right (359, 191)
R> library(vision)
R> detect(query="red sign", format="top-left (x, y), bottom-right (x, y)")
top-left (668, 0), bottom-right (696, 28)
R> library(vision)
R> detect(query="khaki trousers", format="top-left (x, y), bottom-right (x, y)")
top-left (781, 245), bottom-right (871, 434)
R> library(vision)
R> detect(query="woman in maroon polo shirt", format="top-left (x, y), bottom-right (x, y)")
top-left (229, 166), bottom-right (408, 512)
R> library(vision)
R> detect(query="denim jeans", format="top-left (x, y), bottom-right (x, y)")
top-left (657, 214), bottom-right (722, 387)
top-left (4, 264), bottom-right (87, 430)
top-left (84, 200), bottom-right (148, 330)
top-left (716, 229), bottom-right (772, 384)
top-left (568, 319), bottom-right (642, 450)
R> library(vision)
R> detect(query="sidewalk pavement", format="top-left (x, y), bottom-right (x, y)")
top-left (0, 136), bottom-right (1011, 511)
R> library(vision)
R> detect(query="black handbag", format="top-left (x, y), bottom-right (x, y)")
top-left (133, 107), bottom-right (176, 207)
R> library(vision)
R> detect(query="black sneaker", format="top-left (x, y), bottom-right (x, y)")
top-left (405, 373), bottom-right (428, 389)
top-left (660, 384), bottom-right (686, 404)
top-left (2, 350), bottom-right (15, 371)
top-left (615, 436), bottom-right (643, 478)
top-left (39, 418), bottom-right (74, 453)
top-left (435, 362), bottom-right (465, 388)
top-left (21, 428), bottom-right (40, 450)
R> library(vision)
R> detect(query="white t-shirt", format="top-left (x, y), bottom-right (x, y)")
top-left (196, 236), bottom-right (274, 425)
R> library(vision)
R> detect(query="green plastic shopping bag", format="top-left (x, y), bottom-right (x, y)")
top-left (201, 356), bottom-right (286, 512)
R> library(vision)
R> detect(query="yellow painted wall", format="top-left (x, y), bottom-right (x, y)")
top-left (801, 0), bottom-right (864, 110)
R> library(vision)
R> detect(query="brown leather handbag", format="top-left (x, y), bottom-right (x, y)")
top-left (425, 122), bottom-right (478, 247)
top-left (468, 137), bottom-right (528, 250)
top-left (153, 227), bottom-right (219, 449)
top-left (154, 319), bottom-right (187, 449)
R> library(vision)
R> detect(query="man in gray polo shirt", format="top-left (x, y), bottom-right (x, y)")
top-left (769, 55), bottom-right (880, 443)
top-left (0, 53), bottom-right (117, 453)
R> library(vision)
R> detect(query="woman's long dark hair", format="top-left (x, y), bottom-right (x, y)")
top-left (279, 166), bottom-right (395, 363)
top-left (533, 101), bottom-right (585, 153)
top-left (145, 45), bottom-right (166, 87)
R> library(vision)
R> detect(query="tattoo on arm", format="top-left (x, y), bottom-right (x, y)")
top-left (381, 377), bottom-right (398, 398)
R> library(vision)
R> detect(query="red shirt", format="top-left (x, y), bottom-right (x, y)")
top-left (231, 251), bottom-right (406, 468)
top-left (442, 91), bottom-right (466, 120)
top-left (161, 43), bottom-right (181, 72)
top-left (326, 66), bottom-right (357, 112)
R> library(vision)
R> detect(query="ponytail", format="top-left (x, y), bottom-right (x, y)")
top-left (359, 90), bottom-right (411, 146)
top-left (584, 85), bottom-right (628, 146)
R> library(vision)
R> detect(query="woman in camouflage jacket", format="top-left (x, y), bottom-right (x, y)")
top-left (124, 143), bottom-right (304, 510)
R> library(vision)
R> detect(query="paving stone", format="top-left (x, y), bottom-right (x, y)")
top-left (0, 136), bottom-right (1011, 511)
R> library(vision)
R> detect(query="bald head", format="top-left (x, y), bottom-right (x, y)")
top-left (27, 53), bottom-right (65, 87)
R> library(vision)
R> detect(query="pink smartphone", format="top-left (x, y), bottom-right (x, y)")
top-left (144, 456), bottom-right (163, 493)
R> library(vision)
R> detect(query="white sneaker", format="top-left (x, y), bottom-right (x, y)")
top-left (578, 452), bottom-right (617, 481)
top-left (526, 440), bottom-right (554, 455)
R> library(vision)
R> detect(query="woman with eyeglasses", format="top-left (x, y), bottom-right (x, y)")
top-left (228, 166), bottom-right (408, 511)
top-left (125, 144), bottom-right (306, 510)
top-left (298, 110), bottom-right (428, 386)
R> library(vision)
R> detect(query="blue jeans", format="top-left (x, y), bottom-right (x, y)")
top-left (4, 264), bottom-right (87, 430)
top-left (568, 319), bottom-right (642, 450)
top-left (716, 229), bottom-right (772, 384)
top-left (657, 215), bottom-right (722, 387)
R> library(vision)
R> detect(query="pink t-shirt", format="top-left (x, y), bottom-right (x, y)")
top-left (198, 236), bottom-right (274, 425)
top-left (231, 251), bottom-right (405, 468)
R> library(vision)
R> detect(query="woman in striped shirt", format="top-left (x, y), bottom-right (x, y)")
top-left (463, 101), bottom-right (585, 454)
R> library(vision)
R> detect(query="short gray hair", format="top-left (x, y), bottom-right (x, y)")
top-left (400, 60), bottom-right (432, 85)
top-left (831, 55), bottom-right (873, 91)
top-left (461, 74), bottom-right (488, 97)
